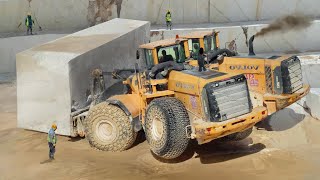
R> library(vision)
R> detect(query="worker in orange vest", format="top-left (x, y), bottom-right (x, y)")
top-left (47, 124), bottom-right (57, 160)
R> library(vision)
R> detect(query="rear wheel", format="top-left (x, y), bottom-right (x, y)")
top-left (220, 127), bottom-right (253, 141)
top-left (144, 97), bottom-right (190, 159)
top-left (84, 102), bottom-right (137, 151)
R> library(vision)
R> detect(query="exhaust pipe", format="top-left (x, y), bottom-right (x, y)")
top-left (248, 35), bottom-right (255, 56)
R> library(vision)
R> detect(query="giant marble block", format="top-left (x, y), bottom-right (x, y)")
top-left (16, 18), bottom-right (150, 136)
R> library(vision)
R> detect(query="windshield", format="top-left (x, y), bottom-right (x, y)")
top-left (188, 39), bottom-right (200, 59)
top-left (157, 43), bottom-right (186, 63)
top-left (204, 35), bottom-right (217, 52)
top-left (144, 49), bottom-right (154, 70)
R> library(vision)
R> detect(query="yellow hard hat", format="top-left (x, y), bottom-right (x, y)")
top-left (52, 123), bottom-right (57, 130)
top-left (27, 12), bottom-right (31, 16)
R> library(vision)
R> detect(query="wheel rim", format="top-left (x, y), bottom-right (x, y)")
top-left (151, 117), bottom-right (164, 141)
top-left (95, 120), bottom-right (117, 143)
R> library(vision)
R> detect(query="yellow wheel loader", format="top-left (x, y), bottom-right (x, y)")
top-left (84, 38), bottom-right (267, 160)
top-left (181, 31), bottom-right (310, 115)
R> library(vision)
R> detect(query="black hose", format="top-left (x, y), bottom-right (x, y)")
top-left (149, 61), bottom-right (184, 79)
top-left (208, 49), bottom-right (236, 63)
top-left (248, 35), bottom-right (255, 56)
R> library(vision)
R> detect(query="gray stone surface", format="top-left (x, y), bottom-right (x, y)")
top-left (16, 18), bottom-right (150, 136)
top-left (0, 0), bottom-right (89, 33)
top-left (0, 34), bottom-right (66, 74)
top-left (306, 88), bottom-right (320, 120)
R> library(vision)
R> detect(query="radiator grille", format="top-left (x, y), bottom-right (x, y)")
top-left (203, 75), bottom-right (252, 122)
top-left (281, 56), bottom-right (303, 94)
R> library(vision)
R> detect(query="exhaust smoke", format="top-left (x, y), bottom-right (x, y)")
top-left (255, 14), bottom-right (312, 37)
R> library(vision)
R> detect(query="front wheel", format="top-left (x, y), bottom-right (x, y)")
top-left (144, 97), bottom-right (190, 159)
top-left (84, 102), bottom-right (137, 151)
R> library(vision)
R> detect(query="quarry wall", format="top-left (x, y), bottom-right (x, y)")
top-left (1, 0), bottom-right (320, 33)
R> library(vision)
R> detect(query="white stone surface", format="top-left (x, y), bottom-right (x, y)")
top-left (16, 18), bottom-right (150, 136)
top-left (299, 55), bottom-right (320, 88)
top-left (296, 97), bottom-right (308, 109)
top-left (306, 88), bottom-right (320, 120)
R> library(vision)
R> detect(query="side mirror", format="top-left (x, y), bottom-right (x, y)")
top-left (136, 50), bottom-right (140, 60)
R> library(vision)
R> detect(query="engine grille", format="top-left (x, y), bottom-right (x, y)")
top-left (202, 75), bottom-right (252, 122)
top-left (281, 56), bottom-right (303, 94)
top-left (265, 66), bottom-right (273, 93)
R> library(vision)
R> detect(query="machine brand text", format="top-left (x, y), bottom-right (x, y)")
top-left (176, 82), bottom-right (195, 90)
top-left (229, 65), bottom-right (259, 70)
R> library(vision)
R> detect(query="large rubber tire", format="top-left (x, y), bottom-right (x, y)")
top-left (221, 127), bottom-right (253, 141)
top-left (84, 102), bottom-right (137, 151)
top-left (144, 97), bottom-right (190, 159)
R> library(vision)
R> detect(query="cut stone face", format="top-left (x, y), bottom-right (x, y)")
top-left (16, 18), bottom-right (150, 136)
top-left (299, 55), bottom-right (320, 89)
top-left (306, 88), bottom-right (320, 120)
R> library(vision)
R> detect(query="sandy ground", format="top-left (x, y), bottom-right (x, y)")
top-left (1, 83), bottom-right (320, 180)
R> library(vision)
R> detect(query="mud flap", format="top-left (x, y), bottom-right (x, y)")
top-left (106, 99), bottom-right (131, 116)
top-left (106, 99), bottom-right (141, 132)
top-left (131, 117), bottom-right (142, 132)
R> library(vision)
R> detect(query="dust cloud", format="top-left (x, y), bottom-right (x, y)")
top-left (255, 14), bottom-right (312, 37)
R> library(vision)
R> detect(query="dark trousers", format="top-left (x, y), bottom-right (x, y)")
top-left (166, 21), bottom-right (172, 30)
top-left (198, 63), bottom-right (206, 72)
top-left (27, 25), bottom-right (33, 35)
top-left (48, 142), bottom-right (55, 159)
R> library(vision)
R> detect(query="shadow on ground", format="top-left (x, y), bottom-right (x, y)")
top-left (152, 138), bottom-right (265, 164)
top-left (40, 159), bottom-right (52, 164)
top-left (131, 131), bottom-right (146, 148)
top-left (68, 136), bottom-right (84, 142)
top-left (255, 108), bottom-right (305, 131)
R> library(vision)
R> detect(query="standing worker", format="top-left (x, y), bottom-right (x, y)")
top-left (198, 48), bottom-right (207, 72)
top-left (25, 12), bottom-right (35, 35)
top-left (47, 124), bottom-right (57, 160)
top-left (165, 10), bottom-right (172, 30)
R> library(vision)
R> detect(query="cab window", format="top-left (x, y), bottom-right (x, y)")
top-left (204, 35), bottom-right (217, 52)
top-left (144, 49), bottom-right (154, 69)
top-left (157, 43), bottom-right (186, 63)
top-left (188, 39), bottom-right (200, 59)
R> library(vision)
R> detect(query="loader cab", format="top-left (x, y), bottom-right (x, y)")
top-left (139, 37), bottom-right (190, 70)
top-left (182, 31), bottom-right (220, 57)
